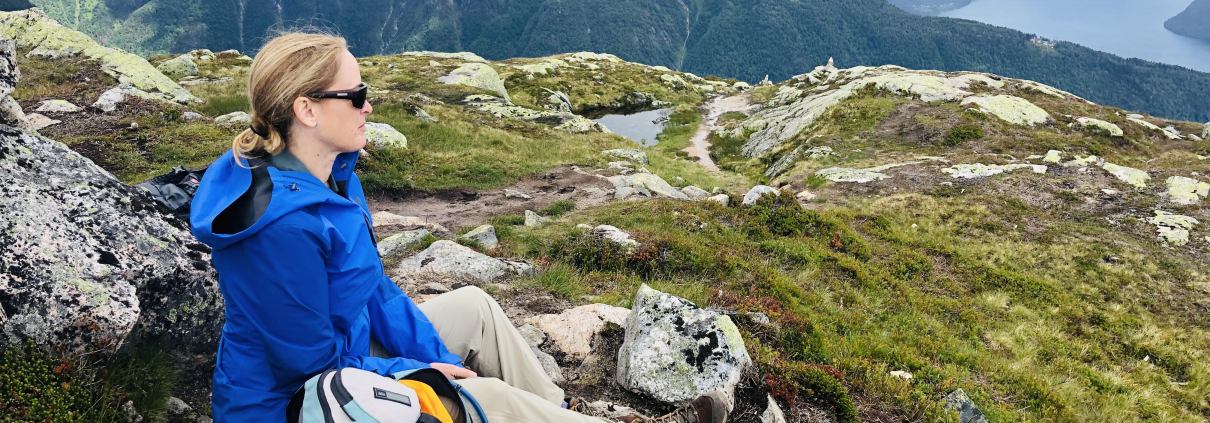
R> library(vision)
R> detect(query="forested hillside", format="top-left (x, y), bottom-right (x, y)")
top-left (13, 0), bottom-right (1210, 122)
top-left (886, 0), bottom-right (972, 15)
top-left (1166, 0), bottom-right (1210, 42)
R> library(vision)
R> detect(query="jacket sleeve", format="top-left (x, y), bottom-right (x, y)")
top-left (229, 224), bottom-right (431, 390)
top-left (368, 275), bottom-right (466, 368)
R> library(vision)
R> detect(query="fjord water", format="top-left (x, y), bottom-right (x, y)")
top-left (942, 0), bottom-right (1210, 72)
top-left (592, 109), bottom-right (674, 147)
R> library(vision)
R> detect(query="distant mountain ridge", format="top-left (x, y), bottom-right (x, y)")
top-left (1166, 0), bottom-right (1210, 41)
top-left (12, 0), bottom-right (1210, 122)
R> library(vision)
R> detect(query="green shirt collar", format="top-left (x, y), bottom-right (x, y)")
top-left (267, 149), bottom-right (340, 194)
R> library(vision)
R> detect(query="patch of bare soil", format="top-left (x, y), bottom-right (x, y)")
top-left (685, 94), bottom-right (755, 172)
top-left (367, 165), bottom-right (619, 231)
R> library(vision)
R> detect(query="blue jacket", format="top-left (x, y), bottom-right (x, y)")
top-left (191, 149), bottom-right (463, 422)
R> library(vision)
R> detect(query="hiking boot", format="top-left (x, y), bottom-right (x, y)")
top-left (616, 391), bottom-right (729, 423)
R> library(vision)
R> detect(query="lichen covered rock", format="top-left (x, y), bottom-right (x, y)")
top-left (92, 84), bottom-right (164, 112)
top-left (460, 224), bottom-right (499, 250)
top-left (960, 95), bottom-right (1051, 126)
top-left (941, 163), bottom-right (1046, 178)
top-left (1166, 176), bottom-right (1210, 204)
top-left (607, 173), bottom-right (690, 200)
top-left (377, 229), bottom-right (431, 258)
top-left (1128, 117), bottom-right (1182, 140)
top-left (364, 122), bottom-right (408, 149)
top-left (1149, 211), bottom-right (1198, 246)
top-left (156, 55), bottom-right (198, 77)
top-left (0, 126), bottom-right (222, 354)
top-left (34, 99), bottom-right (80, 113)
top-left (603, 148), bottom-right (649, 165)
top-left (616, 284), bottom-right (752, 404)
top-left (1101, 163), bottom-right (1150, 188)
top-left (816, 162), bottom-right (915, 183)
top-left (1073, 117), bottom-right (1123, 137)
top-left (214, 111), bottom-right (251, 128)
top-left (0, 9), bottom-right (199, 105)
top-left (402, 51), bottom-right (488, 63)
top-left (438, 63), bottom-right (510, 102)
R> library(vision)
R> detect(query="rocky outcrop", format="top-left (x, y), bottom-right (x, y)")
top-left (1101, 163), bottom-right (1150, 188)
top-left (942, 389), bottom-right (989, 423)
top-left (816, 162), bottom-right (917, 183)
top-left (616, 285), bottom-right (751, 404)
top-left (439, 63), bottom-right (511, 102)
top-left (377, 229), bottom-right (431, 258)
top-left (157, 55), bottom-right (199, 77)
top-left (603, 149), bottom-right (649, 165)
top-left (459, 225), bottom-right (499, 250)
top-left (1073, 117), bottom-right (1123, 137)
top-left (589, 225), bottom-right (641, 253)
top-left (214, 111), bottom-right (251, 128)
top-left (960, 95), bottom-right (1051, 126)
top-left (607, 173), bottom-right (690, 200)
top-left (364, 122), bottom-right (408, 149)
top-left (402, 51), bottom-right (489, 63)
top-left (1166, 176), bottom-right (1210, 204)
top-left (34, 99), bottom-right (81, 113)
top-left (0, 125), bottom-right (222, 354)
top-left (1150, 211), bottom-right (1198, 246)
top-left (462, 95), bottom-right (608, 134)
top-left (0, 9), bottom-right (199, 106)
top-left (941, 163), bottom-right (1046, 179)
top-left (1128, 117), bottom-right (1182, 140)
top-left (742, 185), bottom-right (780, 205)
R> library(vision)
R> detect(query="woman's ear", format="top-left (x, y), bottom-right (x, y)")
top-left (293, 97), bottom-right (319, 128)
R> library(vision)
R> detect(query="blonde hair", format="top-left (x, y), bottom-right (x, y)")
top-left (232, 32), bottom-right (349, 162)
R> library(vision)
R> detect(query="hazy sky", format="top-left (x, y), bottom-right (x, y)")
top-left (942, 0), bottom-right (1210, 72)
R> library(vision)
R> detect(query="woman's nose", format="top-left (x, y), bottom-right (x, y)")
top-left (362, 100), bottom-right (373, 115)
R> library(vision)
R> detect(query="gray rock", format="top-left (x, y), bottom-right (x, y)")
top-left (502, 259), bottom-right (536, 277)
top-left (419, 282), bottom-right (452, 294)
top-left (397, 240), bottom-right (510, 282)
top-left (542, 88), bottom-right (572, 113)
top-left (0, 126), bottom-right (222, 354)
top-left (0, 40), bottom-right (32, 132)
top-left (681, 185), bottom-right (710, 200)
top-left (531, 343), bottom-right (565, 383)
top-left (603, 148), bottom-right (649, 165)
top-left (376, 229), bottom-right (432, 258)
top-left (412, 107), bottom-right (437, 122)
top-left (616, 284), bottom-right (752, 404)
top-left (121, 400), bottom-right (143, 423)
top-left (93, 84), bottom-right (167, 112)
top-left (592, 225), bottom-right (640, 253)
top-left (517, 324), bottom-right (547, 346)
top-left (187, 49), bottom-right (216, 61)
top-left (615, 186), bottom-right (638, 199)
top-left (364, 122), bottom-right (408, 149)
top-left (525, 210), bottom-right (549, 227)
top-left (942, 389), bottom-right (989, 423)
top-left (371, 212), bottom-right (450, 234)
top-left (504, 189), bottom-right (532, 199)
top-left (437, 63), bottom-right (510, 102)
top-left (459, 224), bottom-right (498, 250)
top-left (524, 303), bottom-right (631, 361)
top-left (182, 112), bottom-right (205, 121)
top-left (706, 194), bottom-right (730, 206)
top-left (34, 99), bottom-right (81, 113)
top-left (166, 397), bottom-right (192, 416)
top-left (157, 55), bottom-right (198, 77)
top-left (25, 113), bottom-right (59, 130)
top-left (742, 185), bottom-right (780, 205)
top-left (214, 111), bottom-right (251, 128)
top-left (635, 186), bottom-right (653, 197)
top-left (607, 173), bottom-right (689, 200)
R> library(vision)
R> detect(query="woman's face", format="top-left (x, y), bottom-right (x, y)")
top-left (313, 49), bottom-right (372, 153)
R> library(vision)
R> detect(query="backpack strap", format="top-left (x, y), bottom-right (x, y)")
top-left (449, 381), bottom-right (490, 423)
top-left (390, 369), bottom-right (490, 423)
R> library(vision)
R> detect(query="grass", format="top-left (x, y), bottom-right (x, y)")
top-left (488, 190), bottom-right (1210, 422)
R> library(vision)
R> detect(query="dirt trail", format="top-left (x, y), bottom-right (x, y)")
top-left (683, 94), bottom-right (755, 171)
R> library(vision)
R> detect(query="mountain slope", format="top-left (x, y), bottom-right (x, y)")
top-left (21, 0), bottom-right (1210, 122)
top-left (1166, 0), bottom-right (1210, 41)
top-left (886, 0), bottom-right (973, 15)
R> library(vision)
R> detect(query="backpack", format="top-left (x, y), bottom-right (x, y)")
top-left (286, 367), bottom-right (490, 423)
top-left (136, 165), bottom-right (207, 225)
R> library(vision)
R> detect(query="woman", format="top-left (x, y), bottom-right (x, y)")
top-left (190, 32), bottom-right (727, 423)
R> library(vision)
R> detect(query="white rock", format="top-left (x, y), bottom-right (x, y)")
top-left (615, 186), bottom-right (638, 199)
top-left (1100, 163), bottom-right (1150, 188)
top-left (960, 95), bottom-right (1051, 126)
top-left (460, 225), bottom-right (499, 250)
top-left (681, 185), bottom-right (710, 200)
top-left (706, 194), bottom-right (730, 206)
top-left (33, 99), bottom-right (80, 113)
top-left (1072, 117), bottom-right (1123, 137)
top-left (592, 225), bottom-right (641, 253)
top-left (93, 84), bottom-right (161, 112)
top-left (166, 397), bottom-right (192, 416)
top-left (525, 210), bottom-right (549, 227)
top-left (941, 163), bottom-right (1046, 178)
top-left (437, 63), bottom-right (511, 102)
top-left (524, 304), bottom-right (631, 360)
top-left (889, 370), bottom-right (914, 380)
top-left (397, 240), bottom-right (511, 281)
top-left (25, 113), bottom-right (59, 130)
top-left (742, 185), bottom-right (780, 205)
top-left (364, 122), bottom-right (408, 149)
top-left (610, 173), bottom-right (690, 200)
top-left (1166, 176), bottom-right (1210, 205)
top-left (616, 284), bottom-right (751, 404)
top-left (182, 111), bottom-right (205, 121)
top-left (378, 229), bottom-right (432, 258)
top-left (796, 190), bottom-right (817, 201)
top-left (1043, 150), bottom-right (1063, 163)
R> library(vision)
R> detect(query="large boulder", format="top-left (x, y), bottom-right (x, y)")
top-left (960, 95), bottom-right (1051, 126)
top-left (157, 55), bottom-right (199, 77)
top-left (92, 84), bottom-right (162, 112)
top-left (396, 240), bottom-right (510, 282)
top-left (0, 126), bottom-right (223, 354)
top-left (1166, 176), bottom-right (1210, 205)
top-left (742, 185), bottom-right (780, 205)
top-left (438, 63), bottom-right (510, 102)
top-left (616, 284), bottom-right (752, 404)
top-left (459, 225), bottom-right (498, 250)
top-left (0, 9), bottom-right (200, 105)
top-left (607, 173), bottom-right (690, 200)
top-left (377, 229), bottom-right (432, 258)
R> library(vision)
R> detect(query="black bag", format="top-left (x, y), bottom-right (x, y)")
top-left (136, 165), bottom-right (207, 225)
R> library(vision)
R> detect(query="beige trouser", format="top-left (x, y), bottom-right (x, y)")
top-left (397, 286), bottom-right (614, 423)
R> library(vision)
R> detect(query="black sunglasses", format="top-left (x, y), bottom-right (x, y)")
top-left (306, 83), bottom-right (368, 109)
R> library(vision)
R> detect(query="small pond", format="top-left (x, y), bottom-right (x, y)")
top-left (592, 108), bottom-right (673, 147)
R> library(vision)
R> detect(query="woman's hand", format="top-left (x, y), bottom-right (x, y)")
top-left (430, 362), bottom-right (477, 380)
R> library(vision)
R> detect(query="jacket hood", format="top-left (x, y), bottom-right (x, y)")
top-left (191, 149), bottom-right (362, 250)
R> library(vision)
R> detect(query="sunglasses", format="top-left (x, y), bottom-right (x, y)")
top-left (306, 83), bottom-right (368, 109)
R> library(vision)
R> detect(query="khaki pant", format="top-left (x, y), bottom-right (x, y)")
top-left (386, 286), bottom-right (614, 423)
